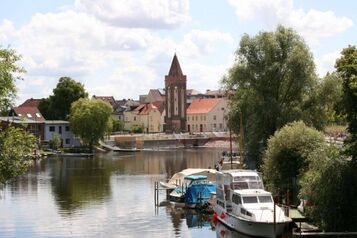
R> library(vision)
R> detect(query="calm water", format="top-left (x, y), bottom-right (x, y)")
top-left (0, 148), bottom-right (240, 238)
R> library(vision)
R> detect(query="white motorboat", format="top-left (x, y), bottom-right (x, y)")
top-left (213, 170), bottom-right (291, 238)
top-left (159, 168), bottom-right (217, 189)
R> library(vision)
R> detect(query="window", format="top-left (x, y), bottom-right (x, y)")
top-left (192, 116), bottom-right (194, 121)
top-left (200, 115), bottom-right (203, 121)
top-left (187, 116), bottom-right (190, 121)
top-left (213, 115), bottom-right (216, 120)
top-left (18, 113), bottom-right (22, 116)
top-left (65, 126), bottom-right (69, 131)
top-left (134, 116), bottom-right (136, 121)
top-left (65, 138), bottom-right (70, 144)
top-left (204, 116), bottom-right (206, 121)
top-left (232, 194), bottom-right (242, 205)
top-left (213, 123), bottom-right (216, 129)
top-left (195, 116), bottom-right (198, 121)
top-left (258, 196), bottom-right (273, 203)
top-left (36, 113), bottom-right (41, 118)
top-left (49, 126), bottom-right (55, 132)
top-left (242, 196), bottom-right (258, 204)
top-left (27, 113), bottom-right (32, 118)
top-left (59, 126), bottom-right (62, 134)
top-left (220, 123), bottom-right (223, 129)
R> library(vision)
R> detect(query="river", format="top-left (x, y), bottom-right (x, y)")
top-left (0, 148), bottom-right (237, 238)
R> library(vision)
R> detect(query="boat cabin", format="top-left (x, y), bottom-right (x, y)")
top-left (216, 170), bottom-right (264, 211)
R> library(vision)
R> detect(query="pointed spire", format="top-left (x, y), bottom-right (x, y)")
top-left (168, 54), bottom-right (183, 77)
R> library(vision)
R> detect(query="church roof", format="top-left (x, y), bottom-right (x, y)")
top-left (168, 54), bottom-right (184, 77)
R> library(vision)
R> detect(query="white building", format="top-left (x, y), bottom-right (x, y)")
top-left (186, 98), bottom-right (228, 132)
top-left (44, 121), bottom-right (81, 147)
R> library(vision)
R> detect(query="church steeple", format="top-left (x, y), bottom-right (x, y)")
top-left (168, 54), bottom-right (183, 77)
top-left (164, 53), bottom-right (187, 133)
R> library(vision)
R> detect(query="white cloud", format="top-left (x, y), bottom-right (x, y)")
top-left (75, 0), bottom-right (190, 28)
top-left (1, 7), bottom-right (233, 104)
top-left (315, 51), bottom-right (341, 77)
top-left (227, 0), bottom-right (353, 43)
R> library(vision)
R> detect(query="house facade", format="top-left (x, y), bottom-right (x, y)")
top-left (44, 121), bottom-right (81, 147)
top-left (186, 98), bottom-right (228, 133)
top-left (124, 102), bottom-right (164, 133)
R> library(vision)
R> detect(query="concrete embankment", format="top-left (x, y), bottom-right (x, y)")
top-left (106, 132), bottom-right (238, 149)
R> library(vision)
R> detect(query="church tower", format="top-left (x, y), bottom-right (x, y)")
top-left (164, 54), bottom-right (187, 133)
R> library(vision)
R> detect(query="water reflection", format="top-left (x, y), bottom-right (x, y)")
top-left (50, 157), bottom-right (112, 212)
top-left (0, 148), bottom-right (224, 238)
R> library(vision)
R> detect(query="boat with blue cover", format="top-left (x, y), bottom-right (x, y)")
top-left (169, 175), bottom-right (216, 208)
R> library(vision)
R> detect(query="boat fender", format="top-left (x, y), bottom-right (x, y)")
top-left (220, 213), bottom-right (225, 219)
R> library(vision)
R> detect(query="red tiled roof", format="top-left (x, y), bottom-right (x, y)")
top-left (19, 98), bottom-right (43, 107)
top-left (93, 96), bottom-right (116, 105)
top-left (187, 98), bottom-right (222, 114)
top-left (135, 103), bottom-right (159, 115)
top-left (12, 107), bottom-right (45, 121)
top-left (152, 101), bottom-right (165, 113)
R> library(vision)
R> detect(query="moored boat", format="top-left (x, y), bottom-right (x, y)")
top-left (213, 170), bottom-right (291, 238)
top-left (169, 175), bottom-right (216, 208)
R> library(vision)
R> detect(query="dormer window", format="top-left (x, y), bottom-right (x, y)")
top-left (27, 113), bottom-right (32, 118)
top-left (36, 113), bottom-right (41, 118)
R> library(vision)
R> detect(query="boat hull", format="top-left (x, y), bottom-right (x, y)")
top-left (215, 207), bottom-right (290, 238)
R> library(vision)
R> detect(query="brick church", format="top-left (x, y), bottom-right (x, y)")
top-left (164, 54), bottom-right (187, 133)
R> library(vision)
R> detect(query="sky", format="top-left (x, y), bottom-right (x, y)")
top-left (0, 0), bottom-right (356, 105)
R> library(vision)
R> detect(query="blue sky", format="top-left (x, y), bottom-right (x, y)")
top-left (0, 0), bottom-right (356, 105)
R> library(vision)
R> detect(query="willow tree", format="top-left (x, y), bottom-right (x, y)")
top-left (0, 47), bottom-right (25, 114)
top-left (223, 26), bottom-right (317, 167)
top-left (0, 126), bottom-right (37, 184)
top-left (69, 98), bottom-right (112, 150)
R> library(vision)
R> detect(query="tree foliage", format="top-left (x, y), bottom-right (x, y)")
top-left (49, 133), bottom-right (62, 150)
top-left (300, 148), bottom-right (357, 231)
top-left (112, 119), bottom-right (124, 132)
top-left (0, 47), bottom-right (25, 114)
top-left (69, 98), bottom-right (112, 149)
top-left (223, 26), bottom-right (318, 167)
top-left (131, 124), bottom-right (144, 133)
top-left (39, 77), bottom-right (88, 120)
top-left (0, 126), bottom-right (37, 184)
top-left (302, 72), bottom-right (344, 128)
top-left (335, 45), bottom-right (357, 160)
top-left (262, 121), bottom-right (326, 202)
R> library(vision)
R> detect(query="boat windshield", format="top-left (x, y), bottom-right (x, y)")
top-left (242, 196), bottom-right (258, 204)
top-left (241, 195), bottom-right (273, 204)
top-left (258, 195), bottom-right (273, 203)
top-left (231, 181), bottom-right (264, 190)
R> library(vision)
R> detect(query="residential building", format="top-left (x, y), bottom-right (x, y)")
top-left (124, 102), bottom-right (164, 133)
top-left (44, 121), bottom-right (81, 147)
top-left (164, 54), bottom-right (187, 133)
top-left (9, 106), bottom-right (45, 121)
top-left (186, 98), bottom-right (228, 132)
top-left (0, 116), bottom-right (45, 141)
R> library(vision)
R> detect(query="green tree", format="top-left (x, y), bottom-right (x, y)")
top-left (262, 121), bottom-right (326, 203)
top-left (0, 47), bottom-right (25, 114)
top-left (300, 148), bottom-right (357, 231)
top-left (112, 119), bottom-right (124, 132)
top-left (335, 45), bottom-right (357, 160)
top-left (39, 77), bottom-right (88, 120)
top-left (0, 126), bottom-right (37, 184)
top-left (131, 124), bottom-right (144, 133)
top-left (223, 26), bottom-right (318, 167)
top-left (49, 133), bottom-right (62, 150)
top-left (69, 98), bottom-right (112, 150)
